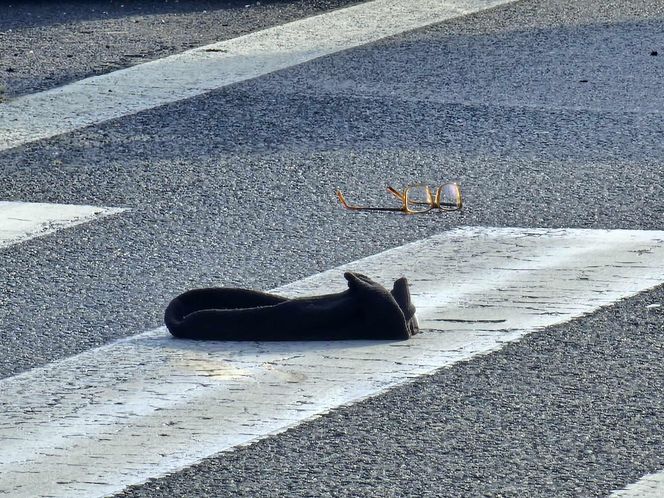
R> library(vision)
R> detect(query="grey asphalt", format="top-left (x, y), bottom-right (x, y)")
top-left (0, 0), bottom-right (663, 496)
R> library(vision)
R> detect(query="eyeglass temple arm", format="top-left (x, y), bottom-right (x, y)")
top-left (386, 186), bottom-right (405, 202)
top-left (336, 190), bottom-right (405, 212)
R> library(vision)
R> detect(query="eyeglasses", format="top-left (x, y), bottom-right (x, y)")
top-left (336, 183), bottom-right (462, 214)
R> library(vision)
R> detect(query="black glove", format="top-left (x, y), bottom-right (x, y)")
top-left (164, 272), bottom-right (418, 341)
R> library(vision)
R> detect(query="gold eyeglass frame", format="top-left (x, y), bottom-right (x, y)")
top-left (336, 183), bottom-right (462, 215)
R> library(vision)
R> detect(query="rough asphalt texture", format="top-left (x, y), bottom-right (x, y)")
top-left (0, 0), bottom-right (663, 496)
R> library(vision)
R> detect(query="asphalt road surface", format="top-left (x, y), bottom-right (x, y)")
top-left (1, 0), bottom-right (663, 496)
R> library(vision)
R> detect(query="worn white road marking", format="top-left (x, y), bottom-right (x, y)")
top-left (0, 0), bottom-right (517, 152)
top-left (1, 227), bottom-right (663, 497)
top-left (0, 201), bottom-right (126, 249)
top-left (611, 470), bottom-right (664, 497)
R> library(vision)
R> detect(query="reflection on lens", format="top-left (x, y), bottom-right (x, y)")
top-left (439, 183), bottom-right (462, 210)
top-left (405, 185), bottom-right (432, 213)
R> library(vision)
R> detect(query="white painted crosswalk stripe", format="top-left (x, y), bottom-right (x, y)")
top-left (1, 227), bottom-right (663, 497)
top-left (0, 201), bottom-right (127, 249)
top-left (612, 470), bottom-right (664, 497)
top-left (0, 0), bottom-right (517, 152)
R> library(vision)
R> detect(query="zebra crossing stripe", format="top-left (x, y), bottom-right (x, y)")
top-left (0, 201), bottom-right (126, 249)
top-left (611, 470), bottom-right (664, 498)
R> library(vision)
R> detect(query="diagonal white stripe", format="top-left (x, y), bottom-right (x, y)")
top-left (0, 201), bottom-right (127, 249)
top-left (611, 470), bottom-right (664, 498)
top-left (0, 0), bottom-right (518, 151)
top-left (0, 227), bottom-right (663, 497)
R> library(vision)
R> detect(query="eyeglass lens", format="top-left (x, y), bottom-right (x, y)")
top-left (439, 184), bottom-right (461, 209)
top-left (405, 185), bottom-right (433, 213)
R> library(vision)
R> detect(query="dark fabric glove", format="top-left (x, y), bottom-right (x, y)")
top-left (164, 272), bottom-right (419, 341)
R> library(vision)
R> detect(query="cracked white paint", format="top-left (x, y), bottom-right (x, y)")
top-left (0, 201), bottom-right (126, 249)
top-left (0, 0), bottom-right (518, 151)
top-left (611, 470), bottom-right (664, 497)
top-left (1, 227), bottom-right (664, 497)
